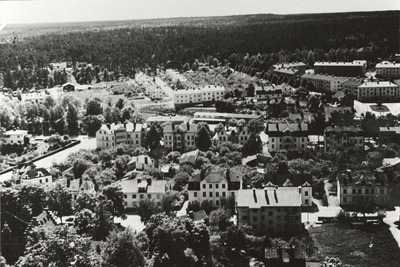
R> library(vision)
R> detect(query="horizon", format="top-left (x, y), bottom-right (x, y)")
top-left (0, 0), bottom-right (399, 25)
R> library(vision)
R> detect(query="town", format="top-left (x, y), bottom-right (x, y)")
top-left (1, 6), bottom-right (400, 267)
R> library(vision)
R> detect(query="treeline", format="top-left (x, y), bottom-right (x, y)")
top-left (0, 11), bottom-right (398, 89)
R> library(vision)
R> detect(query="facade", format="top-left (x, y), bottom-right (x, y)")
top-left (96, 122), bottom-right (144, 149)
top-left (236, 187), bottom-right (303, 233)
top-left (324, 126), bottom-right (364, 151)
top-left (163, 122), bottom-right (197, 151)
top-left (119, 178), bottom-right (168, 211)
top-left (266, 123), bottom-right (309, 152)
top-left (272, 67), bottom-right (304, 80)
top-left (379, 126), bottom-right (400, 145)
top-left (255, 85), bottom-right (283, 101)
top-left (340, 78), bottom-right (364, 95)
top-left (376, 61), bottom-right (400, 78)
top-left (301, 73), bottom-right (349, 92)
top-left (356, 81), bottom-right (399, 102)
top-left (314, 60), bottom-right (366, 77)
top-left (146, 116), bottom-right (189, 127)
top-left (145, 84), bottom-right (167, 99)
top-left (173, 85), bottom-right (225, 106)
top-left (200, 85), bottom-right (225, 102)
top-left (337, 172), bottom-right (388, 207)
top-left (188, 168), bottom-right (242, 207)
top-left (21, 91), bottom-right (49, 104)
top-left (1, 130), bottom-right (28, 145)
top-left (193, 112), bottom-right (262, 122)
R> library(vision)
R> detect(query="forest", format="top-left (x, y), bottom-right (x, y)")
top-left (0, 11), bottom-right (399, 90)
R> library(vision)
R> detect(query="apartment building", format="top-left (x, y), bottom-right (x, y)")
top-left (266, 123), bottom-right (309, 152)
top-left (96, 122), bottom-right (144, 149)
top-left (163, 122), bottom-right (197, 151)
top-left (340, 78), bottom-right (364, 95)
top-left (119, 178), bottom-right (168, 211)
top-left (301, 73), bottom-right (349, 92)
top-left (188, 168), bottom-right (242, 207)
top-left (324, 126), bottom-right (364, 151)
top-left (314, 60), bottom-right (366, 77)
top-left (356, 81), bottom-right (399, 102)
top-left (200, 85), bottom-right (225, 102)
top-left (236, 187), bottom-right (302, 233)
top-left (146, 115), bottom-right (189, 127)
top-left (173, 85), bottom-right (225, 107)
top-left (255, 85), bottom-right (283, 101)
top-left (376, 61), bottom-right (400, 78)
top-left (337, 172), bottom-right (388, 207)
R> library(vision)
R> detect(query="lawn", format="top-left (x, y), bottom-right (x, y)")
top-left (309, 223), bottom-right (400, 267)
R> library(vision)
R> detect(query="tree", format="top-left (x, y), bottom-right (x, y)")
top-left (86, 98), bottom-right (103, 115)
top-left (209, 208), bottom-right (232, 231)
top-left (101, 227), bottom-right (145, 267)
top-left (161, 191), bottom-right (179, 214)
top-left (247, 118), bottom-right (265, 134)
top-left (115, 98), bottom-right (125, 110)
top-left (84, 114), bottom-right (104, 137)
top-left (75, 192), bottom-right (98, 212)
top-left (196, 126), bottom-right (212, 151)
top-left (66, 103), bottom-right (80, 136)
top-left (222, 225), bottom-right (246, 253)
top-left (102, 184), bottom-right (127, 219)
top-left (16, 226), bottom-right (99, 267)
top-left (19, 184), bottom-right (47, 216)
top-left (137, 198), bottom-right (160, 224)
top-left (145, 124), bottom-right (161, 150)
top-left (247, 83), bottom-right (255, 97)
top-left (92, 196), bottom-right (114, 241)
top-left (242, 133), bottom-right (262, 156)
top-left (173, 171), bottom-right (190, 191)
top-left (75, 208), bottom-right (95, 235)
top-left (47, 184), bottom-right (73, 223)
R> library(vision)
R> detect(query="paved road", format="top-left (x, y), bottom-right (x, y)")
top-left (0, 136), bottom-right (96, 183)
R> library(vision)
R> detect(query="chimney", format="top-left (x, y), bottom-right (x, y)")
top-left (253, 188), bottom-right (257, 203)
top-left (226, 168), bottom-right (230, 182)
top-left (298, 186), bottom-right (302, 194)
top-left (147, 178), bottom-right (152, 186)
top-left (276, 122), bottom-right (279, 132)
top-left (274, 185), bottom-right (278, 203)
top-left (187, 122), bottom-right (190, 131)
top-left (264, 188), bottom-right (270, 205)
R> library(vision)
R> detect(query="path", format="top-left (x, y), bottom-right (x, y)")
top-left (383, 207), bottom-right (400, 248)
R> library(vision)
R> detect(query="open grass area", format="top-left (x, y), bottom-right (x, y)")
top-left (309, 223), bottom-right (400, 267)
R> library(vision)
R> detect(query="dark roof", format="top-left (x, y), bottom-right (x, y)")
top-left (338, 172), bottom-right (387, 186)
top-left (325, 126), bottom-right (363, 133)
top-left (26, 168), bottom-right (51, 179)
top-left (264, 171), bottom-right (312, 187)
top-left (192, 210), bottom-right (208, 222)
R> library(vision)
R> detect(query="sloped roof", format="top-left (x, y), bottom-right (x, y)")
top-left (118, 178), bottom-right (167, 194)
top-left (237, 188), bottom-right (301, 208)
top-left (264, 171), bottom-right (312, 187)
top-left (382, 157), bottom-right (400, 167)
top-left (26, 168), bottom-right (51, 179)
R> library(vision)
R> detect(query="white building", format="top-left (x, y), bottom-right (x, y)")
top-left (118, 178), bottom-right (168, 211)
top-left (96, 122), bottom-right (143, 149)
top-left (173, 88), bottom-right (202, 105)
top-left (376, 61), bottom-right (400, 78)
top-left (127, 155), bottom-right (154, 171)
top-left (69, 179), bottom-right (96, 200)
top-left (2, 129), bottom-right (28, 145)
top-left (188, 168), bottom-right (242, 207)
top-left (146, 116), bottom-right (190, 127)
top-left (255, 85), bottom-right (282, 101)
top-left (200, 85), bottom-right (225, 102)
top-left (356, 81), bottom-right (399, 102)
top-left (266, 123), bottom-right (309, 152)
top-left (21, 91), bottom-right (49, 104)
top-left (301, 73), bottom-right (350, 92)
top-left (12, 167), bottom-right (53, 185)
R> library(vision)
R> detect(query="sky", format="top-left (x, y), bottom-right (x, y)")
top-left (0, 0), bottom-right (399, 24)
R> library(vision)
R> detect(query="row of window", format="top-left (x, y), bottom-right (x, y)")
top-left (271, 137), bottom-right (306, 142)
top-left (342, 188), bottom-right (384, 195)
top-left (123, 193), bottom-right (161, 199)
top-left (202, 183), bottom-right (226, 189)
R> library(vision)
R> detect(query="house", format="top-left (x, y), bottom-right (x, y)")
top-left (337, 171), bottom-right (388, 207)
top-left (21, 91), bottom-right (49, 104)
top-left (118, 178), bottom-right (168, 211)
top-left (236, 187), bottom-right (303, 233)
top-left (382, 157), bottom-right (400, 171)
top-left (189, 210), bottom-right (209, 225)
top-left (324, 126), bottom-right (364, 151)
top-left (188, 168), bottom-right (242, 207)
top-left (69, 179), bottom-right (96, 200)
top-left (12, 167), bottom-right (53, 185)
top-left (375, 61), bottom-right (400, 78)
top-left (314, 60), bottom-right (366, 77)
top-left (1, 129), bottom-right (29, 145)
top-left (242, 153), bottom-right (272, 168)
top-left (178, 149), bottom-right (200, 165)
top-left (62, 82), bottom-right (76, 92)
top-left (127, 155), bottom-right (153, 171)
top-left (356, 81), bottom-right (399, 102)
top-left (379, 126), bottom-right (400, 145)
top-left (163, 122), bottom-right (197, 152)
top-left (255, 84), bottom-right (283, 101)
top-left (96, 122), bottom-right (144, 149)
top-left (266, 122), bottom-right (309, 152)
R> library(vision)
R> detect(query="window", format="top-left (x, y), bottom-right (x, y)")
top-left (222, 192), bottom-right (226, 197)
top-left (124, 194), bottom-right (127, 198)
top-left (352, 189), bottom-right (356, 194)
top-left (133, 194), bottom-right (136, 199)
top-left (194, 192), bottom-right (197, 197)
top-left (365, 189), bottom-right (369, 194)
top-left (202, 184), bottom-right (206, 189)
top-left (209, 192), bottom-right (213, 197)
top-left (305, 200), bottom-right (309, 205)
top-left (358, 189), bottom-right (362, 194)
top-left (209, 184), bottom-right (212, 189)
top-left (216, 184), bottom-right (219, 189)
top-left (343, 197), bottom-right (347, 203)
top-left (216, 200), bottom-right (219, 206)
top-left (343, 189), bottom-right (347, 194)
top-left (268, 211), bottom-right (273, 216)
top-left (203, 192), bottom-right (206, 197)
top-left (371, 189), bottom-right (375, 194)
top-left (305, 191), bottom-right (309, 196)
top-left (216, 192), bottom-right (219, 197)
top-left (222, 184), bottom-right (226, 189)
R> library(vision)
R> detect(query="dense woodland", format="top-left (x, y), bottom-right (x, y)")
top-left (0, 11), bottom-right (399, 90)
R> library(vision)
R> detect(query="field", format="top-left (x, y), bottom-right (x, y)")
top-left (309, 223), bottom-right (400, 267)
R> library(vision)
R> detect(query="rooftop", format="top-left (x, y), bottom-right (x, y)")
top-left (237, 188), bottom-right (302, 208)
top-left (358, 81), bottom-right (398, 88)
top-left (302, 73), bottom-right (351, 82)
top-left (376, 61), bottom-right (400, 68)
top-left (118, 178), bottom-right (167, 194)
top-left (314, 60), bottom-right (366, 67)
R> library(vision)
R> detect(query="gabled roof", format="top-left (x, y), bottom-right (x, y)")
top-left (26, 168), bottom-right (51, 179)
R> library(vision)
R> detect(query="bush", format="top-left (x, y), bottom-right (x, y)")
top-left (336, 210), bottom-right (351, 224)
top-left (322, 194), bottom-right (329, 207)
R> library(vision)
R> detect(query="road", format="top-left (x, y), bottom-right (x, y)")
top-left (0, 136), bottom-right (96, 183)
top-left (383, 207), bottom-right (400, 248)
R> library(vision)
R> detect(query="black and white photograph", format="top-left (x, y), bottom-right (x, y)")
top-left (0, 0), bottom-right (400, 266)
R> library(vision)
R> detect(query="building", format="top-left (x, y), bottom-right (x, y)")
top-left (173, 85), bottom-right (225, 107)
top-left (200, 85), bottom-right (225, 103)
top-left (96, 122), bottom-right (144, 149)
top-left (188, 168), bottom-right (242, 207)
top-left (1, 129), bottom-right (28, 145)
top-left (236, 187), bottom-right (303, 233)
top-left (255, 85), bottom-right (283, 101)
top-left (314, 60), bottom-right (366, 77)
top-left (340, 78), bottom-right (364, 95)
top-left (271, 62), bottom-right (307, 73)
top-left (145, 84), bottom-right (168, 99)
top-left (356, 81), bottom-right (399, 102)
top-left (118, 178), bottom-right (168, 211)
top-left (178, 149), bottom-right (200, 165)
top-left (193, 112), bottom-right (262, 123)
top-left (266, 123), bottom-right (309, 152)
top-left (324, 106), bottom-right (353, 122)
top-left (69, 179), bottom-right (96, 200)
top-left (301, 73), bottom-right (350, 92)
top-left (12, 167), bottom-right (53, 185)
top-left (163, 122), bottom-right (197, 152)
top-left (379, 126), bottom-right (400, 145)
top-left (272, 67), bottom-right (305, 80)
top-left (127, 155), bottom-right (154, 171)
top-left (382, 157), bottom-right (400, 171)
top-left (20, 91), bottom-right (50, 104)
top-left (376, 61), bottom-right (400, 78)
top-left (337, 172), bottom-right (388, 207)
top-left (146, 115), bottom-right (190, 127)
top-left (324, 126), bottom-right (364, 151)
